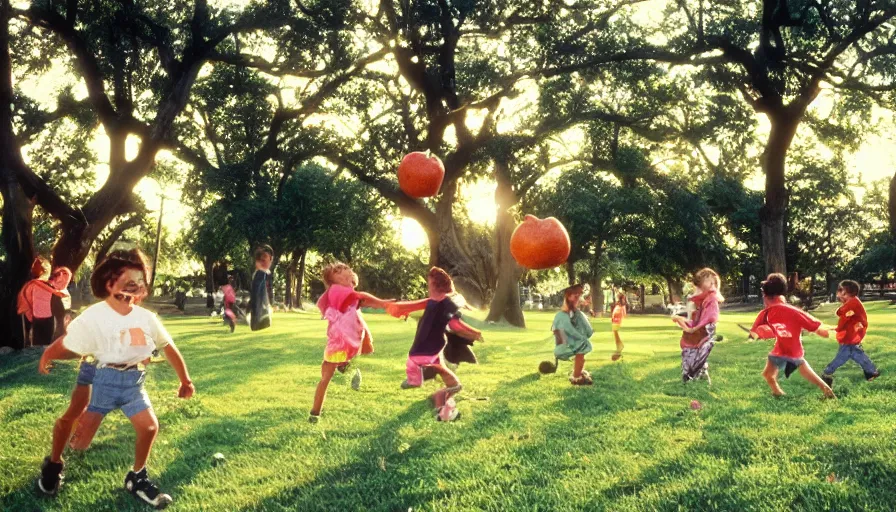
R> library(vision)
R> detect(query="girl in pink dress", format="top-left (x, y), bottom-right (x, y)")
top-left (309, 262), bottom-right (393, 423)
top-left (221, 280), bottom-right (238, 333)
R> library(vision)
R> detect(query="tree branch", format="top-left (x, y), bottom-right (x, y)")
top-left (18, 6), bottom-right (118, 127)
top-left (207, 51), bottom-right (330, 77)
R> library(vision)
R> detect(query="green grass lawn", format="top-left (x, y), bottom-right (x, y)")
top-left (3, 303), bottom-right (896, 511)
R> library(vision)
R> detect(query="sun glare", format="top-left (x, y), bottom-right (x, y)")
top-left (398, 217), bottom-right (428, 251)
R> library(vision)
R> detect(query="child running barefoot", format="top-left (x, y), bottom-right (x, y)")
top-left (610, 292), bottom-right (627, 360)
top-left (552, 284), bottom-right (594, 385)
top-left (673, 268), bottom-right (723, 384)
top-left (821, 280), bottom-right (880, 388)
top-left (387, 267), bottom-right (482, 421)
top-left (749, 273), bottom-right (835, 399)
top-left (309, 262), bottom-right (393, 424)
top-left (37, 249), bottom-right (194, 508)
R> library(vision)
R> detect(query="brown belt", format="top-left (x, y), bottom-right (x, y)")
top-left (103, 363), bottom-right (142, 371)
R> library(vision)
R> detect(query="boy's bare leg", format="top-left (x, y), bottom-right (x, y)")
top-left (762, 361), bottom-right (785, 396)
top-left (69, 411), bottom-right (104, 450)
top-left (50, 385), bottom-right (91, 462)
top-left (129, 409), bottom-right (159, 472)
top-left (311, 362), bottom-right (338, 416)
top-left (798, 362), bottom-right (836, 398)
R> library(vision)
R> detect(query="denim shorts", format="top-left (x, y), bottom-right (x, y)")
top-left (76, 360), bottom-right (97, 386)
top-left (768, 355), bottom-right (804, 378)
top-left (87, 367), bottom-right (151, 418)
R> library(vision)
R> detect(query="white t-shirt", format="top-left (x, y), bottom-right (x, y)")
top-left (62, 302), bottom-right (173, 366)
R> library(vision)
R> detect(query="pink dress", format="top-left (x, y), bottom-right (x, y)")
top-left (316, 284), bottom-right (373, 363)
top-left (222, 285), bottom-right (237, 322)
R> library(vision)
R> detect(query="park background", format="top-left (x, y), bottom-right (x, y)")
top-left (3, 0), bottom-right (896, 510)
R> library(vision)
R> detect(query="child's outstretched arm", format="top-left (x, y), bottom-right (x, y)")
top-left (357, 291), bottom-right (395, 310)
top-left (448, 317), bottom-right (483, 341)
top-left (386, 299), bottom-right (429, 319)
top-left (38, 336), bottom-right (80, 374)
top-left (162, 343), bottom-right (195, 398)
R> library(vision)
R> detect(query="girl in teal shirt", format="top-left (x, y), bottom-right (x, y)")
top-left (551, 284), bottom-right (594, 385)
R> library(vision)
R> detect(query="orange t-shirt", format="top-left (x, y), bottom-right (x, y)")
top-left (835, 296), bottom-right (867, 345)
top-left (611, 304), bottom-right (627, 325)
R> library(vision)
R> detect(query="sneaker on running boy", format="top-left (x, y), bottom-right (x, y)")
top-left (37, 457), bottom-right (64, 495)
top-left (125, 467), bottom-right (172, 509)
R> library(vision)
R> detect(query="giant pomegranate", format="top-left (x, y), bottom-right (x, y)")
top-left (510, 215), bottom-right (571, 270)
top-left (397, 152), bottom-right (445, 198)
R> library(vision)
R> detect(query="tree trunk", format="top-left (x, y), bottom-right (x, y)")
top-left (825, 271), bottom-right (834, 303)
top-left (666, 276), bottom-right (684, 304)
top-left (0, 6), bottom-right (34, 349)
top-left (45, 48), bottom-right (206, 273)
top-left (204, 256), bottom-right (215, 309)
top-left (296, 249), bottom-right (307, 309)
top-left (889, 171), bottom-right (896, 241)
top-left (742, 265), bottom-right (751, 303)
top-left (593, 277), bottom-right (605, 315)
top-left (639, 284), bottom-right (646, 312)
top-left (95, 215), bottom-right (143, 265)
top-left (759, 113), bottom-right (799, 275)
top-left (0, 172), bottom-right (34, 350)
top-left (49, 150), bottom-right (154, 270)
top-left (589, 275), bottom-right (602, 317)
top-left (566, 260), bottom-right (576, 285)
top-left (486, 159), bottom-right (525, 327)
top-left (285, 251), bottom-right (296, 310)
top-left (435, 179), bottom-right (495, 307)
top-left (889, 171), bottom-right (896, 285)
top-left (806, 274), bottom-right (815, 308)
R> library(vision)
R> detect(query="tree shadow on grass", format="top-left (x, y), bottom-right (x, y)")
top-left (231, 372), bottom-right (582, 511)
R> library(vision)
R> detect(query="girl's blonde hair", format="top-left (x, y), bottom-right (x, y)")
top-left (322, 262), bottom-right (352, 286)
top-left (693, 268), bottom-right (725, 302)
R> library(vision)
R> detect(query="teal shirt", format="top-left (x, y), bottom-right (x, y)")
top-left (551, 310), bottom-right (594, 360)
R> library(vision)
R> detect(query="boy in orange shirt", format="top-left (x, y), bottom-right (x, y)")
top-left (821, 280), bottom-right (879, 387)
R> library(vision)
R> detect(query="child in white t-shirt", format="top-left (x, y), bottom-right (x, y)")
top-left (37, 249), bottom-right (194, 509)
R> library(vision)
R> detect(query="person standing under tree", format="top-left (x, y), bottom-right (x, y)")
top-left (249, 245), bottom-right (274, 331)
